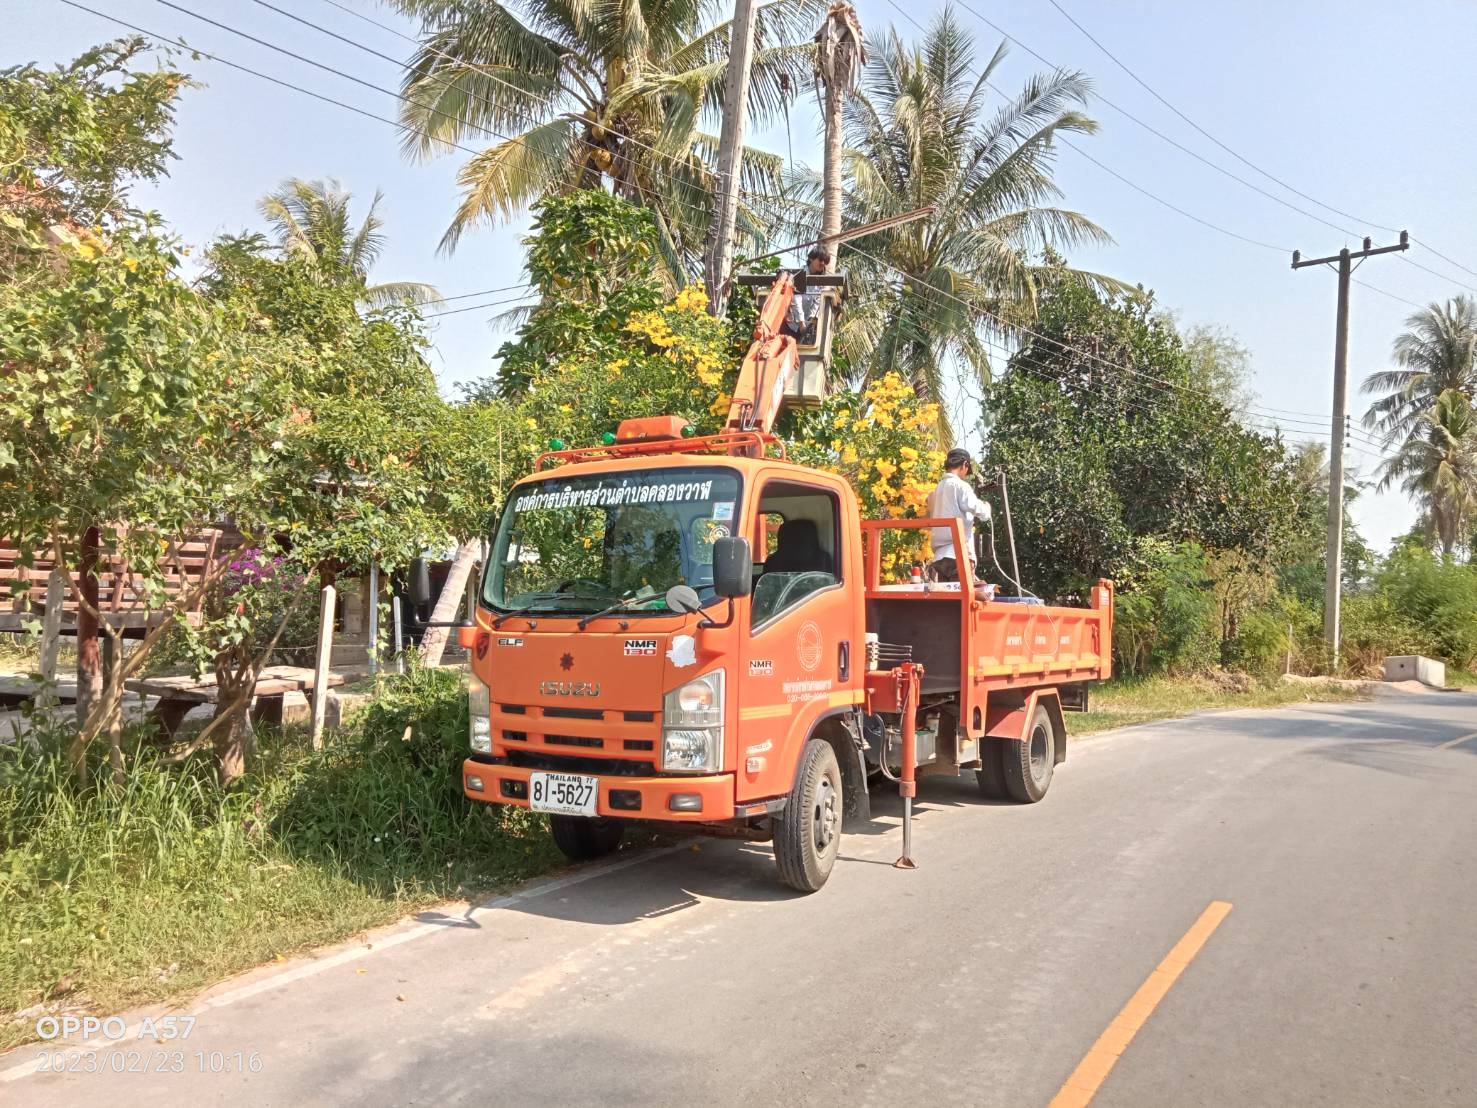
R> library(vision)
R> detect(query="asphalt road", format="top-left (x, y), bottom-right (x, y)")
top-left (7, 687), bottom-right (1477, 1107)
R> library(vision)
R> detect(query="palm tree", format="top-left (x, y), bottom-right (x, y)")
top-left (1361, 295), bottom-right (1477, 448)
top-left (258, 178), bottom-right (440, 308)
top-left (1375, 390), bottom-right (1477, 557)
top-left (388, 0), bottom-right (824, 272)
top-left (795, 8), bottom-right (1111, 421)
top-left (815, 2), bottom-right (866, 261)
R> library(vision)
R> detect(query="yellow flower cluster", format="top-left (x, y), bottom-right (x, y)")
top-left (693, 354), bottom-right (722, 387)
top-left (800, 372), bottom-right (946, 580)
top-left (672, 283), bottom-right (709, 314)
top-left (623, 282), bottom-right (728, 390)
top-left (625, 310), bottom-right (678, 349)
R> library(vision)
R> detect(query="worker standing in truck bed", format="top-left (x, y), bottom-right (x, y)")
top-left (927, 448), bottom-right (991, 583)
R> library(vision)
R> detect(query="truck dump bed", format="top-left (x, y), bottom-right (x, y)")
top-left (861, 520), bottom-right (1113, 700)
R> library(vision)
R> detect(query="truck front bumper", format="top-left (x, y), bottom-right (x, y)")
top-left (462, 757), bottom-right (736, 821)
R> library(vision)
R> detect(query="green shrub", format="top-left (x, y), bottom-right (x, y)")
top-left (1340, 590), bottom-right (1432, 677)
top-left (1225, 607), bottom-right (1289, 678)
top-left (1371, 546), bottom-right (1477, 669)
top-left (1113, 541), bottom-right (1218, 677)
top-left (268, 666), bottom-right (555, 893)
top-left (0, 667), bottom-right (559, 1044)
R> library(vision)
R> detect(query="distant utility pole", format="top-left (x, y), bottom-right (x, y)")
top-left (704, 0), bottom-right (761, 317)
top-left (1292, 231), bottom-right (1409, 666)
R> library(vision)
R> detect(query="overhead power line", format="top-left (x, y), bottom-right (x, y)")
top-left (1398, 254), bottom-right (1477, 298)
top-left (291, 0), bottom-right (742, 187)
top-left (1019, 0), bottom-right (1477, 290)
top-left (1043, 0), bottom-right (1399, 235)
top-left (424, 293), bottom-right (536, 318)
top-left (873, 0), bottom-right (1441, 310)
top-left (56, 0), bottom-right (1398, 442)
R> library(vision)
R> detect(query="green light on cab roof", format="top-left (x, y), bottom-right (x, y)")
top-left (681, 424), bottom-right (696, 438)
top-left (600, 431), bottom-right (617, 445)
top-left (548, 437), bottom-right (566, 451)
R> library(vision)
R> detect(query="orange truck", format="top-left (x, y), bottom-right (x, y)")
top-left (459, 271), bottom-right (1113, 891)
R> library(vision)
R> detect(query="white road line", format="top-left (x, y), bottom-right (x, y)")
top-left (1, 842), bottom-right (690, 1083)
top-left (1437, 730), bottom-right (1477, 750)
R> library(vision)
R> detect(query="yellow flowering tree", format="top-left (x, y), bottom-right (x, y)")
top-left (789, 373), bottom-right (945, 580)
top-left (514, 278), bottom-right (740, 458)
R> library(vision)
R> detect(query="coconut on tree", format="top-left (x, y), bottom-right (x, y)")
top-left (389, 0), bottom-right (825, 276)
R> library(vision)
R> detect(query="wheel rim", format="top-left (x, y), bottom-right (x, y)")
top-left (1029, 723), bottom-right (1051, 786)
top-left (813, 775), bottom-right (839, 852)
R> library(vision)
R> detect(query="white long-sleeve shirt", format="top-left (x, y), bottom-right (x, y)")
top-left (927, 472), bottom-right (991, 562)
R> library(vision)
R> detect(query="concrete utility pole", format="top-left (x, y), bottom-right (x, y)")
top-left (704, 0), bottom-right (761, 316)
top-left (1291, 231), bottom-right (1409, 667)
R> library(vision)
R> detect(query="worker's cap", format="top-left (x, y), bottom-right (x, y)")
top-left (944, 448), bottom-right (973, 470)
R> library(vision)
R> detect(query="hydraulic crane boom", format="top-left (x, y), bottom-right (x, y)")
top-left (723, 271), bottom-right (801, 448)
top-left (720, 207), bottom-right (936, 456)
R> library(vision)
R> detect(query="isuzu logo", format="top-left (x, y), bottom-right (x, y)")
top-left (540, 680), bottom-right (601, 697)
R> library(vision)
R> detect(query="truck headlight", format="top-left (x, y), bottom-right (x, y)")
top-left (662, 670), bottom-right (723, 772)
top-left (468, 672), bottom-right (491, 753)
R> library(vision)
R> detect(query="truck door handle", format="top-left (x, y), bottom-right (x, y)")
top-left (838, 640), bottom-right (850, 681)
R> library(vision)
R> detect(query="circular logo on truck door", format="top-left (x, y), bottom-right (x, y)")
top-left (797, 621), bottom-right (823, 672)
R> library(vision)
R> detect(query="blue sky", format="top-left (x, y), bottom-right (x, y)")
top-left (11, 0), bottom-right (1477, 553)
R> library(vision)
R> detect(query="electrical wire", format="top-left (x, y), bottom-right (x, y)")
top-left (1043, 0), bottom-right (1399, 236)
top-left (298, 0), bottom-right (745, 189)
top-left (956, 0), bottom-right (1477, 289)
top-left (430, 281), bottom-right (534, 305)
top-left (59, 0), bottom-right (1400, 451)
top-left (1043, 2), bottom-right (1477, 292)
top-left (423, 293), bottom-right (537, 318)
top-left (1398, 254), bottom-right (1477, 299)
top-left (281, 0), bottom-right (1447, 430)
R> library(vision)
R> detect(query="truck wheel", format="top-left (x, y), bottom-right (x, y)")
top-left (774, 739), bottom-right (843, 893)
top-left (975, 738), bottom-right (1008, 799)
top-left (549, 815), bottom-right (624, 862)
top-left (1002, 704), bottom-right (1055, 803)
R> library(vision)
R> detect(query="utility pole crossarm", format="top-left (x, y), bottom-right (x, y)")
top-left (1292, 231), bottom-right (1410, 269)
top-left (1291, 230), bottom-right (1410, 668)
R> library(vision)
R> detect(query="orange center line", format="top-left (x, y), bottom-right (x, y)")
top-left (1048, 900), bottom-right (1234, 1108)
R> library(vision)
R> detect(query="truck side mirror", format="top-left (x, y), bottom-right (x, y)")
top-left (408, 557), bottom-right (432, 610)
top-left (712, 537), bottom-right (752, 598)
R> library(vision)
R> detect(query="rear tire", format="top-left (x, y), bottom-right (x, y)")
top-left (1002, 704), bottom-right (1055, 803)
top-left (774, 739), bottom-right (843, 893)
top-left (975, 738), bottom-right (1008, 799)
top-left (549, 815), bottom-right (625, 862)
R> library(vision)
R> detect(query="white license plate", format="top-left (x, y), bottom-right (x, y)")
top-left (528, 771), bottom-right (599, 816)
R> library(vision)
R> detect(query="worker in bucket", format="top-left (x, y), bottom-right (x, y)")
top-left (780, 246), bottom-right (831, 342)
top-left (927, 448), bottom-right (991, 583)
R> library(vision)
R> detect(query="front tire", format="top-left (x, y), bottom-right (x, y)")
top-left (1002, 704), bottom-right (1055, 803)
top-left (549, 815), bottom-right (624, 862)
top-left (774, 739), bottom-right (843, 893)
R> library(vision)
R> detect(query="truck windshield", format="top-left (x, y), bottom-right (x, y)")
top-left (484, 466), bottom-right (743, 616)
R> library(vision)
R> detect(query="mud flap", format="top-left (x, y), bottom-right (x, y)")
top-left (837, 731), bottom-right (871, 827)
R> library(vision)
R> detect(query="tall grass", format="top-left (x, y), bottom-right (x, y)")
top-left (0, 667), bottom-right (560, 1049)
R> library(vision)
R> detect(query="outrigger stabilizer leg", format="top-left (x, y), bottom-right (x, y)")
top-left (895, 663), bottom-right (920, 870)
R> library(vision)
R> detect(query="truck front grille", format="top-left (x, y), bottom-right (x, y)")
top-left (504, 750), bottom-right (656, 776)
